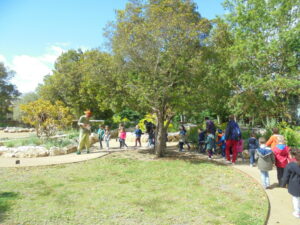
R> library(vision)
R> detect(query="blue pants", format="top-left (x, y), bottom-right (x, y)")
top-left (249, 149), bottom-right (256, 165)
top-left (260, 171), bottom-right (270, 188)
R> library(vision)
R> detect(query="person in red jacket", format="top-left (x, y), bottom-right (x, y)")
top-left (273, 136), bottom-right (290, 186)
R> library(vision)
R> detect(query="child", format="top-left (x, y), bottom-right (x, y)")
top-left (97, 125), bottom-right (105, 150)
top-left (179, 125), bottom-right (186, 152)
top-left (237, 139), bottom-right (245, 163)
top-left (273, 136), bottom-right (290, 186)
top-left (255, 137), bottom-right (275, 189)
top-left (289, 149), bottom-right (298, 163)
top-left (217, 130), bottom-right (226, 159)
top-left (103, 125), bottom-right (111, 150)
top-left (281, 150), bottom-right (300, 218)
top-left (119, 127), bottom-right (128, 149)
top-left (248, 133), bottom-right (259, 167)
top-left (198, 128), bottom-right (206, 153)
top-left (266, 128), bottom-right (283, 150)
top-left (205, 131), bottom-right (215, 159)
top-left (134, 125), bottom-right (142, 147)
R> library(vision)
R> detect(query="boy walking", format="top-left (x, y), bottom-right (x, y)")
top-left (206, 131), bottom-right (215, 159)
top-left (255, 137), bottom-right (275, 189)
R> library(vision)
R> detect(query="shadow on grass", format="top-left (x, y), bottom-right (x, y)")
top-left (0, 191), bottom-right (19, 222)
top-left (138, 145), bottom-right (228, 166)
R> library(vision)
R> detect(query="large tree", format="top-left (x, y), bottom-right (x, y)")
top-left (107, 0), bottom-right (211, 156)
top-left (38, 49), bottom-right (114, 119)
top-left (223, 0), bottom-right (300, 122)
top-left (0, 63), bottom-right (20, 121)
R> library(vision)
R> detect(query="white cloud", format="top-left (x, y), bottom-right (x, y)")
top-left (0, 54), bottom-right (8, 65)
top-left (9, 45), bottom-right (66, 94)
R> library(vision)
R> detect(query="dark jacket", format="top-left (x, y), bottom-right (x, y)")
top-left (248, 137), bottom-right (259, 150)
top-left (281, 162), bottom-right (300, 197)
top-left (225, 120), bottom-right (241, 141)
top-left (255, 146), bottom-right (274, 171)
top-left (206, 120), bottom-right (216, 135)
top-left (198, 131), bottom-right (205, 142)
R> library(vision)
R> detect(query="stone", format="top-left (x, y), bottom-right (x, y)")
top-left (63, 145), bottom-right (77, 154)
top-left (49, 147), bottom-right (65, 156)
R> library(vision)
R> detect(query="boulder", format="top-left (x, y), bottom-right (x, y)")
top-left (63, 145), bottom-right (77, 154)
top-left (89, 133), bottom-right (99, 145)
top-left (0, 146), bottom-right (49, 158)
top-left (49, 147), bottom-right (65, 156)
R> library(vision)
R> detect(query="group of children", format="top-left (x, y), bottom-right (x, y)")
top-left (254, 130), bottom-right (300, 219)
top-left (97, 124), bottom-right (144, 150)
top-left (191, 126), bottom-right (300, 219)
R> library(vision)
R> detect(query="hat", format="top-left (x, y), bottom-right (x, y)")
top-left (84, 110), bottom-right (92, 116)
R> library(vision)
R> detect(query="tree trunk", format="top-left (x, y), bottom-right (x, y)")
top-left (155, 111), bottom-right (167, 157)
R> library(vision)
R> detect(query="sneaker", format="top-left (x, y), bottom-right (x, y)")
top-left (293, 212), bottom-right (300, 218)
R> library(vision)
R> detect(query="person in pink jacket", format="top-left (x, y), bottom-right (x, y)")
top-left (273, 136), bottom-right (290, 186)
top-left (119, 127), bottom-right (128, 149)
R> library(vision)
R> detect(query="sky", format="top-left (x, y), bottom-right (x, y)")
top-left (0, 0), bottom-right (225, 94)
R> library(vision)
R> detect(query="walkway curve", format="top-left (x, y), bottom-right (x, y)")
top-left (232, 164), bottom-right (299, 225)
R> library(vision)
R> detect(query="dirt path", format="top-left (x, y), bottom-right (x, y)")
top-left (233, 164), bottom-right (299, 225)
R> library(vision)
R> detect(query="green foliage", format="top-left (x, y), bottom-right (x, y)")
top-left (0, 63), bottom-right (20, 120)
top-left (116, 108), bottom-right (144, 122)
top-left (223, 0), bottom-right (300, 121)
top-left (13, 92), bottom-right (39, 122)
top-left (187, 126), bottom-right (200, 145)
top-left (38, 49), bottom-right (115, 119)
top-left (107, 0), bottom-right (212, 156)
top-left (138, 113), bottom-right (156, 132)
top-left (282, 128), bottom-right (300, 148)
top-left (20, 99), bottom-right (73, 137)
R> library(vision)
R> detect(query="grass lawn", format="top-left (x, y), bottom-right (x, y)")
top-left (0, 152), bottom-right (268, 225)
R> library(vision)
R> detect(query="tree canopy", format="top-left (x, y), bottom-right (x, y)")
top-left (0, 63), bottom-right (20, 121)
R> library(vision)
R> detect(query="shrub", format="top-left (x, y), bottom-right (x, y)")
top-left (187, 126), bottom-right (200, 145)
top-left (282, 128), bottom-right (300, 148)
top-left (21, 99), bottom-right (73, 137)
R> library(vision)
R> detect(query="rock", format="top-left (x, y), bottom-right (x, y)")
top-left (0, 146), bottom-right (49, 158)
top-left (89, 133), bottom-right (99, 145)
top-left (63, 145), bottom-right (77, 154)
top-left (49, 147), bottom-right (65, 156)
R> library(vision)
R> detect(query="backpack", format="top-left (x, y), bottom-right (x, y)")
top-left (231, 123), bottom-right (241, 141)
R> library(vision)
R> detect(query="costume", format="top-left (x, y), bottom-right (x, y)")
top-left (77, 115), bottom-right (91, 153)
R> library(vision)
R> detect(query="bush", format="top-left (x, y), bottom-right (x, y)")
top-left (21, 99), bottom-right (73, 137)
top-left (187, 126), bottom-right (200, 145)
top-left (282, 128), bottom-right (300, 148)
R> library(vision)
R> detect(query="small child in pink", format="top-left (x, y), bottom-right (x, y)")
top-left (119, 127), bottom-right (128, 149)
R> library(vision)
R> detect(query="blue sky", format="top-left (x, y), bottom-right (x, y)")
top-left (0, 0), bottom-right (225, 93)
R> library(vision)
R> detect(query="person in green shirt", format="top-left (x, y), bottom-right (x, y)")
top-left (77, 110), bottom-right (92, 154)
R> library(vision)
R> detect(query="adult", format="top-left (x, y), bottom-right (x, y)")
top-left (225, 115), bottom-right (242, 164)
top-left (144, 120), bottom-right (155, 147)
top-left (205, 117), bottom-right (216, 135)
top-left (77, 110), bottom-right (92, 154)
